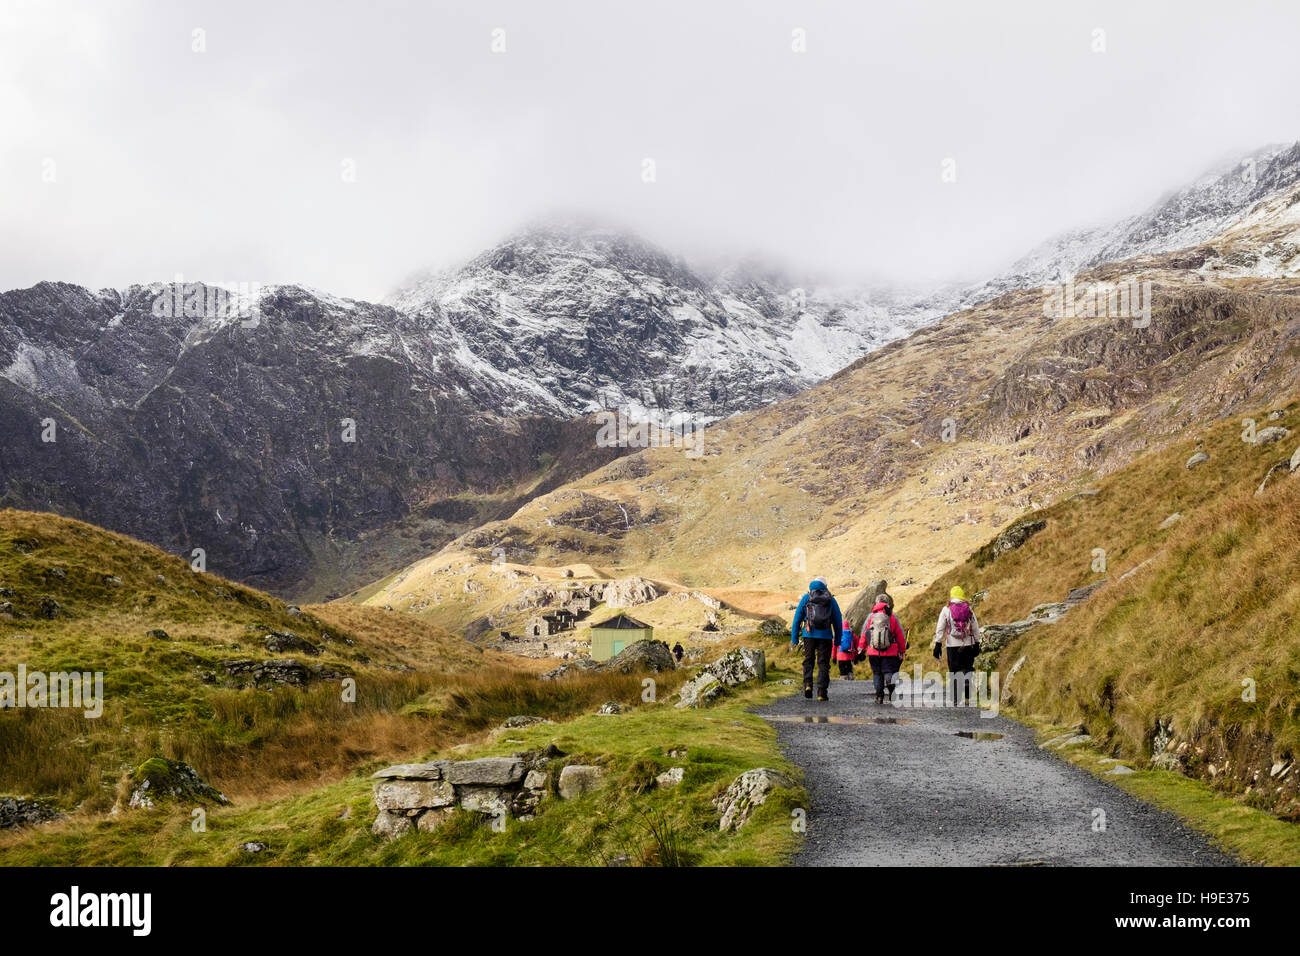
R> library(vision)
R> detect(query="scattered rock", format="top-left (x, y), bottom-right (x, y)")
top-left (1185, 452), bottom-right (1209, 469)
top-left (37, 596), bottom-right (61, 619)
top-left (558, 764), bottom-right (606, 799)
top-left (501, 715), bottom-right (551, 729)
top-left (1158, 512), bottom-right (1182, 530)
top-left (240, 841), bottom-right (268, 853)
top-left (714, 768), bottom-right (796, 831)
top-left (655, 767), bottom-right (685, 788)
top-left (1105, 766), bottom-right (1136, 776)
top-left (1268, 409), bottom-right (1286, 421)
top-left (145, 628), bottom-right (170, 641)
top-left (0, 796), bottom-right (63, 829)
top-left (595, 701), bottom-right (625, 715)
top-left (219, 658), bottom-right (342, 687)
top-left (1254, 425), bottom-right (1290, 445)
top-left (285, 605), bottom-right (303, 618)
top-left (1291, 445), bottom-right (1300, 474)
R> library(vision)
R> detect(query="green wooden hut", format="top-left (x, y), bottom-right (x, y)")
top-left (588, 613), bottom-right (653, 661)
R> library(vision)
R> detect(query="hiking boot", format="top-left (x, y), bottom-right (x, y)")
top-left (875, 691), bottom-right (884, 705)
top-left (817, 691), bottom-right (828, 702)
top-left (804, 686), bottom-right (813, 699)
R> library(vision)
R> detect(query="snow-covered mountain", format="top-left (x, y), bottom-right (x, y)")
top-left (387, 223), bottom-right (948, 423)
top-left (966, 141), bottom-right (1300, 301)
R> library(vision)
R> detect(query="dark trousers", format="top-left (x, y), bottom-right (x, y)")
top-left (870, 654), bottom-right (901, 696)
top-left (945, 644), bottom-right (979, 705)
top-left (802, 638), bottom-right (832, 694)
top-left (837, 660), bottom-right (854, 678)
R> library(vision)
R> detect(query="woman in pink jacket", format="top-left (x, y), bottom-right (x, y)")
top-left (863, 594), bottom-right (907, 704)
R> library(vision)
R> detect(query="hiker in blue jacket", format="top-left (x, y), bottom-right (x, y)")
top-left (790, 577), bottom-right (845, 701)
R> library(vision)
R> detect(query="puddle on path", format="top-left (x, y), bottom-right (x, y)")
top-left (768, 715), bottom-right (915, 725)
top-left (954, 731), bottom-right (1005, 741)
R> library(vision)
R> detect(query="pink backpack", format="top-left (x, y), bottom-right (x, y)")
top-left (950, 601), bottom-right (973, 641)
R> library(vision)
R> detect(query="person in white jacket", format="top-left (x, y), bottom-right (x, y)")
top-left (932, 585), bottom-right (981, 706)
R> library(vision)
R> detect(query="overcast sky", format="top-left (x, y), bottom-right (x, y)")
top-left (3, 0), bottom-right (1299, 300)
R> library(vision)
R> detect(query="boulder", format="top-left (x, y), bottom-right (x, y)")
top-left (714, 768), bottom-right (796, 831)
top-left (447, 757), bottom-right (526, 787)
top-left (124, 757), bottom-right (228, 810)
top-left (596, 701), bottom-right (625, 715)
top-left (705, 648), bottom-right (766, 687)
top-left (602, 576), bottom-right (660, 608)
top-left (500, 715), bottom-right (551, 729)
top-left (373, 780), bottom-right (456, 811)
top-left (989, 519), bottom-right (1047, 560)
top-left (844, 579), bottom-right (888, 631)
top-left (602, 639), bottom-right (676, 674)
top-left (1254, 425), bottom-right (1291, 445)
top-left (675, 672), bottom-right (724, 709)
top-left (145, 628), bottom-right (170, 641)
top-left (263, 630), bottom-right (320, 656)
top-left (1158, 512), bottom-right (1182, 530)
top-left (1185, 452), bottom-right (1209, 469)
top-left (371, 810), bottom-right (413, 840)
top-left (1291, 445), bottom-right (1300, 474)
top-left (558, 764), bottom-right (606, 799)
top-left (523, 769), bottom-right (548, 791)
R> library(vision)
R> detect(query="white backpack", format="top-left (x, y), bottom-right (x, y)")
top-left (868, 611), bottom-right (893, 651)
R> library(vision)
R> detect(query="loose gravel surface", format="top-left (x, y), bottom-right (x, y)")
top-left (758, 674), bottom-right (1235, 866)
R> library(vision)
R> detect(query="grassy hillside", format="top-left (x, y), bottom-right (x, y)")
top-left (899, 399), bottom-right (1300, 822)
top-left (0, 509), bottom-right (525, 807)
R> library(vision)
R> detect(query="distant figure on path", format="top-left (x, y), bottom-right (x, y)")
top-left (932, 586), bottom-right (981, 705)
top-left (790, 577), bottom-right (844, 701)
top-left (864, 593), bottom-right (906, 705)
top-left (672, 642), bottom-right (684, 663)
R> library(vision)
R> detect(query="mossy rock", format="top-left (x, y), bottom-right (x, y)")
top-left (124, 757), bottom-right (229, 810)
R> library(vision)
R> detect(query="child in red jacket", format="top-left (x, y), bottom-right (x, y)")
top-left (834, 621), bottom-right (863, 679)
top-left (862, 594), bottom-right (906, 704)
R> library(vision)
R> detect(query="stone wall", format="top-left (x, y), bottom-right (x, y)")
top-left (370, 745), bottom-right (608, 840)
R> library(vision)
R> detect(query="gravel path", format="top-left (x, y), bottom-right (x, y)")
top-left (758, 673), bottom-right (1234, 866)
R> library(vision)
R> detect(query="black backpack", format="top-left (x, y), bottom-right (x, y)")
top-left (805, 589), bottom-right (833, 631)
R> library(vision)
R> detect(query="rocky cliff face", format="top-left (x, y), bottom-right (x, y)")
top-left (0, 281), bottom-right (622, 596)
